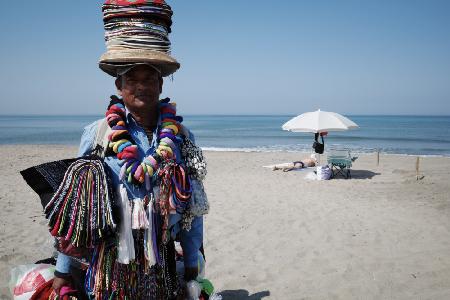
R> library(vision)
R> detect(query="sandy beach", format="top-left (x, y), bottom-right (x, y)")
top-left (1, 145), bottom-right (450, 299)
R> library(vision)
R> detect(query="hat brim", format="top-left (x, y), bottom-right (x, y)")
top-left (99, 49), bottom-right (180, 77)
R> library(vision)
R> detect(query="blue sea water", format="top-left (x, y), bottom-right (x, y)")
top-left (1, 115), bottom-right (449, 156)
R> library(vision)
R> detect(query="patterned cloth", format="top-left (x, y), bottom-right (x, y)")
top-left (105, 0), bottom-right (167, 6)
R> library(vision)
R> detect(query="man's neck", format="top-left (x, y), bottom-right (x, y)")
top-left (130, 110), bottom-right (158, 132)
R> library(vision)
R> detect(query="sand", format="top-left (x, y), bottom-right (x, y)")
top-left (1, 145), bottom-right (450, 299)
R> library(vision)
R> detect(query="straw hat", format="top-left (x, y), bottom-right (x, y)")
top-left (99, 48), bottom-right (180, 77)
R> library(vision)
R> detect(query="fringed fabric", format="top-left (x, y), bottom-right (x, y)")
top-left (44, 157), bottom-right (116, 248)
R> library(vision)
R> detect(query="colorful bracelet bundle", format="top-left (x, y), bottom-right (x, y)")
top-left (85, 239), bottom-right (118, 299)
top-left (85, 232), bottom-right (179, 299)
top-left (158, 160), bottom-right (192, 243)
top-left (44, 158), bottom-right (116, 248)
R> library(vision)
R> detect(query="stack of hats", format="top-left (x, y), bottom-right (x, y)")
top-left (99, 0), bottom-right (180, 77)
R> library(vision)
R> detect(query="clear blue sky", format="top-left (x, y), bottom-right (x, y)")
top-left (1, 1), bottom-right (449, 115)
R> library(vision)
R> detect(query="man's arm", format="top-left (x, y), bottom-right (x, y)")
top-left (180, 216), bottom-right (203, 281)
top-left (78, 120), bottom-right (100, 157)
top-left (53, 252), bottom-right (72, 294)
top-left (179, 128), bottom-right (205, 281)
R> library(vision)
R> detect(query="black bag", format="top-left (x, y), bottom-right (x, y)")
top-left (20, 158), bottom-right (78, 209)
top-left (313, 134), bottom-right (325, 154)
top-left (20, 145), bottom-right (119, 249)
top-left (19, 146), bottom-right (109, 210)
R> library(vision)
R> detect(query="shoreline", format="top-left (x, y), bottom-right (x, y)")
top-left (0, 144), bottom-right (449, 158)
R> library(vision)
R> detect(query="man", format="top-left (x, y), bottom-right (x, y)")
top-left (52, 1), bottom-right (208, 298)
top-left (53, 63), bottom-right (206, 299)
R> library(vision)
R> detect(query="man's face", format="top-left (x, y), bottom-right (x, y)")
top-left (116, 65), bottom-right (162, 112)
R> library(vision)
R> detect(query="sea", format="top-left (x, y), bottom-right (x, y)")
top-left (1, 115), bottom-right (449, 156)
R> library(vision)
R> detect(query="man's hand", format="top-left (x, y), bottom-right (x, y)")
top-left (52, 277), bottom-right (70, 295)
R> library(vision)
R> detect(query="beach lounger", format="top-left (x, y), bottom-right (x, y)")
top-left (327, 149), bottom-right (358, 179)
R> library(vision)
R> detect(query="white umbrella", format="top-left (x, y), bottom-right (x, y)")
top-left (282, 109), bottom-right (358, 133)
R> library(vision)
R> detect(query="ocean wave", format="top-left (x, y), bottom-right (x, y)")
top-left (201, 145), bottom-right (450, 157)
top-left (196, 134), bottom-right (450, 144)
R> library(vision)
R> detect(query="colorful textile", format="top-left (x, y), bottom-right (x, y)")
top-left (85, 232), bottom-right (179, 299)
top-left (106, 96), bottom-right (192, 242)
top-left (55, 112), bottom-right (204, 271)
top-left (55, 112), bottom-right (206, 298)
top-left (102, 0), bottom-right (173, 53)
top-left (44, 157), bottom-right (117, 248)
top-left (29, 279), bottom-right (53, 300)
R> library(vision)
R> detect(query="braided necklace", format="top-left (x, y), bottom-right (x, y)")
top-left (105, 96), bottom-right (192, 239)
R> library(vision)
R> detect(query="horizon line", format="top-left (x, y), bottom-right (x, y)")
top-left (1, 113), bottom-right (450, 117)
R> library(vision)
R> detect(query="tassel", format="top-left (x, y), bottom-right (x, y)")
top-left (144, 198), bottom-right (157, 265)
top-left (120, 163), bottom-right (127, 180)
top-left (85, 240), bottom-right (118, 299)
top-left (132, 198), bottom-right (149, 229)
top-left (44, 158), bottom-right (116, 248)
top-left (117, 185), bottom-right (135, 264)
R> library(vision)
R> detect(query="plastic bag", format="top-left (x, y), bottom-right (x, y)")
top-left (9, 264), bottom-right (55, 300)
top-left (174, 248), bottom-right (223, 300)
top-left (317, 165), bottom-right (332, 180)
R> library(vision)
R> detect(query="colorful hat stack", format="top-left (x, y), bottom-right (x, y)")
top-left (99, 0), bottom-right (180, 77)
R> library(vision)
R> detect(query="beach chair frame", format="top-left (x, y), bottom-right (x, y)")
top-left (330, 161), bottom-right (351, 178)
top-left (327, 149), bottom-right (355, 179)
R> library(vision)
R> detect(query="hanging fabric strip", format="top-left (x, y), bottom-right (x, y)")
top-left (144, 196), bottom-right (157, 265)
top-left (117, 184), bottom-right (135, 264)
top-left (132, 198), bottom-right (150, 229)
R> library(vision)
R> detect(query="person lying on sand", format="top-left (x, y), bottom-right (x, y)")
top-left (272, 157), bottom-right (317, 172)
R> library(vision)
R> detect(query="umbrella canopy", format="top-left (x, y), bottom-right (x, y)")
top-left (282, 109), bottom-right (358, 133)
